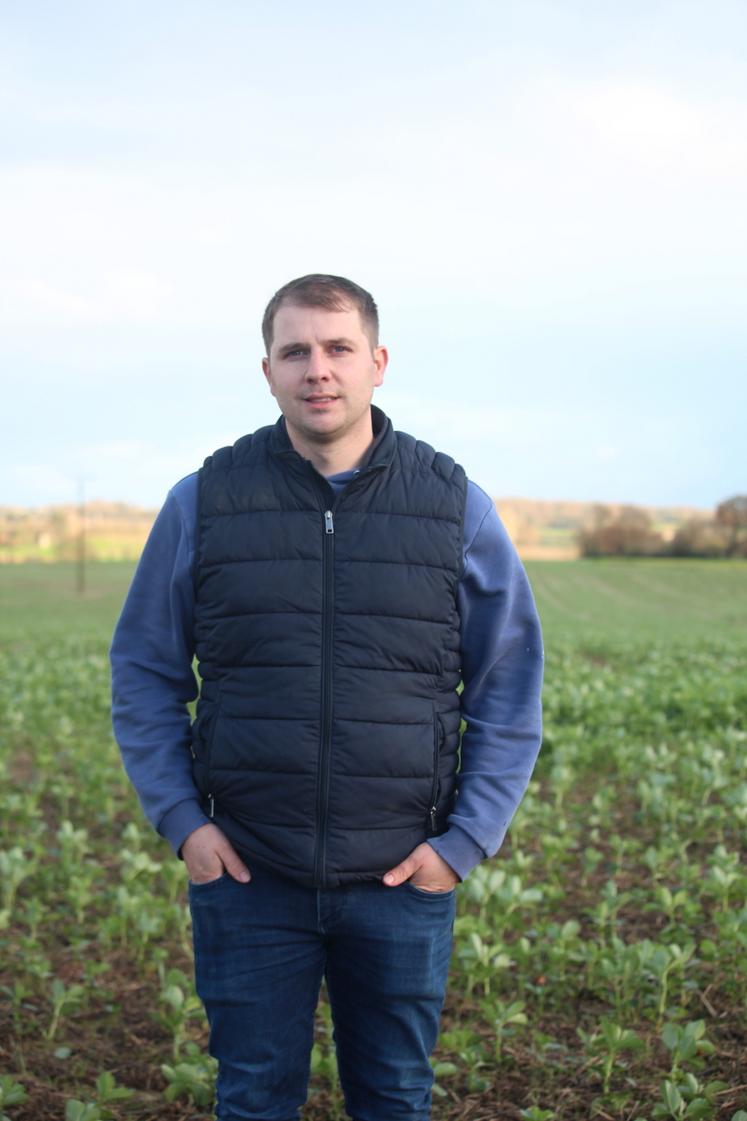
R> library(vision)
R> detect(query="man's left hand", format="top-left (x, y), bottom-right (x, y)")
top-left (382, 843), bottom-right (459, 892)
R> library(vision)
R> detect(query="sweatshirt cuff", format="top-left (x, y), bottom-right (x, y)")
top-left (159, 798), bottom-right (211, 858)
top-left (428, 825), bottom-right (487, 882)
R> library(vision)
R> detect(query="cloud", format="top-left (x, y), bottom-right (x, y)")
top-left (5, 463), bottom-right (77, 505)
top-left (3, 271), bottom-right (175, 327)
top-left (2, 68), bottom-right (746, 332)
top-left (594, 444), bottom-right (620, 464)
top-left (4, 435), bottom-right (233, 507)
top-left (548, 76), bottom-right (747, 178)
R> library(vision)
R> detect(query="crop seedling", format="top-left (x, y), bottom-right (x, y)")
top-left (581, 1017), bottom-right (644, 1094)
top-left (62, 1074), bottom-right (133, 1121)
top-left (308, 1000), bottom-right (344, 1118)
top-left (46, 978), bottom-right (86, 1041)
top-left (661, 1020), bottom-right (715, 1078)
top-left (0, 847), bottom-right (35, 920)
top-left (0, 1076), bottom-right (27, 1121)
top-left (455, 930), bottom-right (512, 996)
top-left (161, 1041), bottom-right (217, 1107)
top-left (482, 997), bottom-right (528, 1060)
top-left (156, 966), bottom-right (204, 1059)
top-left (651, 1072), bottom-right (728, 1120)
top-left (437, 1028), bottom-right (491, 1093)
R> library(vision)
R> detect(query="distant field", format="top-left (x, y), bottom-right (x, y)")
top-left (525, 558), bottom-right (747, 645)
top-left (1, 558), bottom-right (745, 646)
top-left (0, 561), bottom-right (134, 638)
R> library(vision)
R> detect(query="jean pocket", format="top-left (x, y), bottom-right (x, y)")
top-left (188, 872), bottom-right (231, 891)
top-left (405, 881), bottom-right (456, 898)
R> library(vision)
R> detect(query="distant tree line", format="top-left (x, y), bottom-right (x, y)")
top-left (578, 495), bottom-right (747, 558)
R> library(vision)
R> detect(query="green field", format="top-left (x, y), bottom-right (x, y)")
top-left (528, 559), bottom-right (747, 644)
top-left (3, 556), bottom-right (745, 644)
top-left (1, 560), bottom-right (745, 1121)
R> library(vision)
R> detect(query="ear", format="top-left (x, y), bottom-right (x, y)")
top-left (262, 357), bottom-right (275, 396)
top-left (372, 345), bottom-right (388, 388)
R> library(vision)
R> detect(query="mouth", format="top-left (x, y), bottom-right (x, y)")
top-left (304, 395), bottom-right (338, 404)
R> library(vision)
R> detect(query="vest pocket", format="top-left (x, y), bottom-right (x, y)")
top-left (192, 699), bottom-right (220, 799)
top-left (428, 710), bottom-right (444, 833)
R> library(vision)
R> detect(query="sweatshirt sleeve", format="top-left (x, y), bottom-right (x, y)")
top-left (428, 482), bottom-right (544, 881)
top-left (110, 475), bottom-right (210, 855)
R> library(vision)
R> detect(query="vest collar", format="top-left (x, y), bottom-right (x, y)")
top-left (268, 405), bottom-right (396, 474)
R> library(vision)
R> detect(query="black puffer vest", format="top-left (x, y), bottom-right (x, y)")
top-left (191, 408), bottom-right (467, 887)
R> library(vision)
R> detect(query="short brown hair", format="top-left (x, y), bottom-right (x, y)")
top-left (262, 274), bottom-right (379, 353)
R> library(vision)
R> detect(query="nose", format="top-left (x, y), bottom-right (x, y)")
top-left (305, 346), bottom-right (330, 381)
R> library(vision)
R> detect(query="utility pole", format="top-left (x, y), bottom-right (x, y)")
top-left (76, 479), bottom-right (86, 595)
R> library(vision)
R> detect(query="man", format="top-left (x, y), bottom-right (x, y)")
top-left (111, 274), bottom-right (543, 1121)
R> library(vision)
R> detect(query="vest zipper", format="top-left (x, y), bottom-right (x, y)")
top-left (310, 467), bottom-right (384, 885)
top-left (314, 506), bottom-right (335, 885)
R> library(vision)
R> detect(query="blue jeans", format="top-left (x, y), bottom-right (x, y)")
top-left (188, 863), bottom-right (456, 1121)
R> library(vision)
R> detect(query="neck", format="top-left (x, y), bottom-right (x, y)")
top-left (285, 420), bottom-right (375, 478)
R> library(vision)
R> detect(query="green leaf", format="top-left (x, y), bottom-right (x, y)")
top-left (664, 1081), bottom-right (683, 1113)
top-left (432, 1061), bottom-right (458, 1079)
top-left (65, 1103), bottom-right (102, 1121)
top-left (94, 1072), bottom-right (133, 1102)
top-left (0, 1076), bottom-right (27, 1107)
top-left (684, 1099), bottom-right (713, 1120)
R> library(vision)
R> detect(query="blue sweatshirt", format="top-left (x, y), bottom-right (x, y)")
top-left (110, 468), bottom-right (543, 882)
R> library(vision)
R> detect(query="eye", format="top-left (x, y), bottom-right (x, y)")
top-left (331, 344), bottom-right (351, 353)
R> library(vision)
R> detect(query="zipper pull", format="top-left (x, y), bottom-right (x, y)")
top-left (429, 806), bottom-right (438, 832)
top-left (324, 510), bottom-right (334, 534)
top-left (208, 794), bottom-right (215, 819)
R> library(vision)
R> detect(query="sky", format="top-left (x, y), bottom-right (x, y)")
top-left (2, 0), bottom-right (745, 510)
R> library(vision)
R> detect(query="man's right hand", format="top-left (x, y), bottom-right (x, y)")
top-left (181, 823), bottom-right (251, 884)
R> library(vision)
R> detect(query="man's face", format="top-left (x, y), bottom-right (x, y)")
top-left (262, 302), bottom-right (387, 457)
